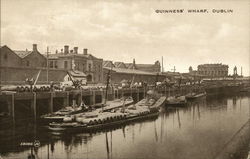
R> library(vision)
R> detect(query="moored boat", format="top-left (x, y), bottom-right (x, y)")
top-left (186, 92), bottom-right (206, 100)
top-left (48, 96), bottom-right (166, 133)
top-left (41, 97), bottom-right (134, 123)
top-left (166, 95), bottom-right (187, 106)
top-left (40, 105), bottom-right (89, 123)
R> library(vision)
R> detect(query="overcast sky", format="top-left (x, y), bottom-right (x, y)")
top-left (1, 0), bottom-right (250, 75)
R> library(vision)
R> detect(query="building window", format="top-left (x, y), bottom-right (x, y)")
top-left (88, 64), bottom-right (92, 71)
top-left (49, 61), bottom-right (53, 68)
top-left (26, 61), bottom-right (30, 67)
top-left (82, 64), bottom-right (85, 72)
top-left (64, 61), bottom-right (68, 69)
top-left (76, 62), bottom-right (79, 70)
top-left (87, 74), bottom-right (92, 82)
top-left (55, 61), bottom-right (58, 68)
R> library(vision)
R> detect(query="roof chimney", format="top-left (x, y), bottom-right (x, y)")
top-left (33, 44), bottom-right (37, 52)
top-left (83, 48), bottom-right (88, 55)
top-left (74, 47), bottom-right (78, 54)
top-left (64, 45), bottom-right (69, 54)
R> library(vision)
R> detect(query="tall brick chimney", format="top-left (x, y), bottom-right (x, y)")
top-left (64, 45), bottom-right (69, 54)
top-left (83, 48), bottom-right (88, 55)
top-left (74, 47), bottom-right (78, 54)
top-left (33, 44), bottom-right (37, 52)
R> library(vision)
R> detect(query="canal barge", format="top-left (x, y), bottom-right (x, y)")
top-left (48, 96), bottom-right (166, 133)
top-left (185, 92), bottom-right (206, 100)
top-left (40, 97), bottom-right (134, 123)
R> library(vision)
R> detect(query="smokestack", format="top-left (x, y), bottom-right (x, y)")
top-left (70, 50), bottom-right (73, 54)
top-left (133, 58), bottom-right (136, 69)
top-left (83, 48), bottom-right (88, 55)
top-left (64, 45), bottom-right (69, 54)
top-left (33, 44), bottom-right (37, 52)
top-left (74, 47), bottom-right (78, 54)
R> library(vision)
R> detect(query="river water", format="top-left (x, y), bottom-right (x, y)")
top-left (1, 93), bottom-right (250, 159)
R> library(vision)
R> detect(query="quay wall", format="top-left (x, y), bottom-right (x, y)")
top-left (214, 119), bottom-right (250, 159)
top-left (0, 84), bottom-right (244, 124)
top-left (0, 86), bottom-right (185, 123)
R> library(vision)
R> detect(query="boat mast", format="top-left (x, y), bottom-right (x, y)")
top-left (46, 46), bottom-right (50, 84)
top-left (104, 69), bottom-right (111, 106)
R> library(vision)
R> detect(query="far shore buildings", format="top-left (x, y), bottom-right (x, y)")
top-left (0, 44), bottom-right (104, 84)
top-left (103, 60), bottom-right (165, 84)
top-left (0, 44), bottom-right (68, 84)
top-left (1, 44), bottom-right (163, 85)
top-left (48, 45), bottom-right (103, 83)
top-left (0, 44), bottom-right (47, 68)
top-left (197, 64), bottom-right (229, 78)
top-left (104, 59), bottom-right (161, 73)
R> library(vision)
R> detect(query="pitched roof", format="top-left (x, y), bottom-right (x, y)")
top-left (125, 63), bottom-right (135, 69)
top-left (104, 66), bottom-right (156, 75)
top-left (136, 64), bottom-right (155, 68)
top-left (103, 61), bottom-right (115, 68)
top-left (114, 62), bottom-right (127, 68)
top-left (0, 45), bottom-right (21, 59)
top-left (13, 50), bottom-right (32, 58)
top-left (48, 53), bottom-right (101, 60)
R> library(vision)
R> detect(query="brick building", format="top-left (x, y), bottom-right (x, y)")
top-left (0, 44), bottom-right (67, 84)
top-left (48, 46), bottom-right (103, 83)
top-left (13, 44), bottom-right (47, 68)
top-left (0, 45), bottom-right (22, 67)
top-left (197, 64), bottom-right (228, 78)
top-left (1, 44), bottom-right (47, 68)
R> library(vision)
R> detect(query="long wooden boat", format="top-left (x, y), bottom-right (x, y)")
top-left (48, 96), bottom-right (166, 133)
top-left (40, 97), bottom-right (134, 123)
top-left (186, 92), bottom-right (206, 100)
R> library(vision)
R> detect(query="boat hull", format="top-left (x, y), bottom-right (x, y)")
top-left (48, 112), bottom-right (159, 133)
top-left (41, 98), bottom-right (134, 123)
top-left (186, 92), bottom-right (206, 100)
top-left (48, 96), bottom-right (166, 133)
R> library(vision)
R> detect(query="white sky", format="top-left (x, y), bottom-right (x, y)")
top-left (1, 0), bottom-right (250, 75)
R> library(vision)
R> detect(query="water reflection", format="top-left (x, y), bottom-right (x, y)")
top-left (1, 93), bottom-right (250, 159)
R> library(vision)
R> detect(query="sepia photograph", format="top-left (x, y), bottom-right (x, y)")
top-left (0, 0), bottom-right (250, 159)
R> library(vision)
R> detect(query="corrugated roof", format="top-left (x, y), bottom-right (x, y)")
top-left (104, 67), bottom-right (156, 75)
